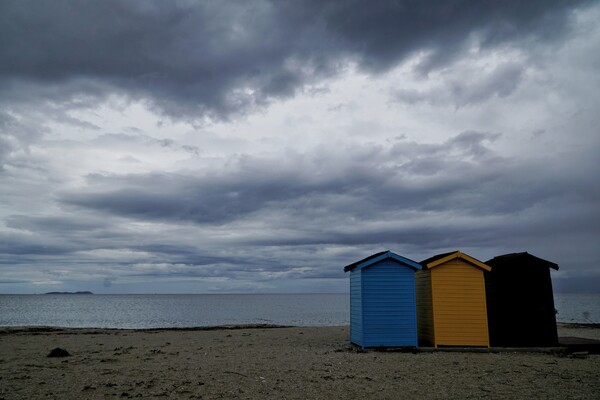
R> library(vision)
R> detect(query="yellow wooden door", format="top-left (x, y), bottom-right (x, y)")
top-left (431, 259), bottom-right (489, 347)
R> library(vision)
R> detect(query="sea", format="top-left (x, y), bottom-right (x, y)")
top-left (0, 293), bottom-right (598, 329)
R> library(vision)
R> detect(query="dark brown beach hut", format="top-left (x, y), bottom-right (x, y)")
top-left (485, 252), bottom-right (559, 347)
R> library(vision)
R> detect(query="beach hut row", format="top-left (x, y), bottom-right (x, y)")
top-left (344, 250), bottom-right (559, 349)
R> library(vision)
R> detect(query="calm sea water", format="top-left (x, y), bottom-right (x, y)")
top-left (0, 293), bottom-right (597, 329)
top-left (554, 293), bottom-right (600, 324)
top-left (0, 294), bottom-right (349, 329)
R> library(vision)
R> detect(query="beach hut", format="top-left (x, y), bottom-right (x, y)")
top-left (485, 252), bottom-right (559, 347)
top-left (416, 251), bottom-right (491, 347)
top-left (344, 251), bottom-right (422, 348)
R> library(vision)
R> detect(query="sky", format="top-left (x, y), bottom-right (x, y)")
top-left (1, 0), bottom-right (599, 294)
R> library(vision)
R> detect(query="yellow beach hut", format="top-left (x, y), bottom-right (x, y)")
top-left (416, 251), bottom-right (491, 347)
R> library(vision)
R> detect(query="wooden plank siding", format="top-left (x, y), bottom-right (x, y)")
top-left (417, 252), bottom-right (491, 348)
top-left (361, 260), bottom-right (418, 348)
top-left (349, 269), bottom-right (363, 346)
top-left (345, 252), bottom-right (421, 349)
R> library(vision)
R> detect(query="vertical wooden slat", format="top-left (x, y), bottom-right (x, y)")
top-left (430, 259), bottom-right (490, 347)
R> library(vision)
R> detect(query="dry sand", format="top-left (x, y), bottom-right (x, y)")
top-left (0, 324), bottom-right (598, 399)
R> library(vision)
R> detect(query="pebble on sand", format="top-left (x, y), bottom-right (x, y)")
top-left (47, 348), bottom-right (71, 358)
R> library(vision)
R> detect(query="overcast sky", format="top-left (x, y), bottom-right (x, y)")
top-left (1, 0), bottom-right (599, 294)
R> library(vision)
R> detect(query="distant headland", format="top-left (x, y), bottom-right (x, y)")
top-left (44, 291), bottom-right (94, 295)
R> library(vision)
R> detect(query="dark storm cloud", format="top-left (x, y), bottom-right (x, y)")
top-left (0, 234), bottom-right (72, 256)
top-left (0, 279), bottom-right (29, 284)
top-left (392, 61), bottom-right (526, 107)
top-left (4, 126), bottom-right (598, 291)
top-left (0, 0), bottom-right (591, 119)
top-left (53, 129), bottom-right (599, 292)
top-left (62, 132), bottom-right (506, 223)
top-left (2, 1), bottom-right (598, 295)
top-left (60, 131), bottom-right (599, 244)
top-left (5, 215), bottom-right (110, 233)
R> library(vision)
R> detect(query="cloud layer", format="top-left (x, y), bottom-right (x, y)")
top-left (1, 1), bottom-right (599, 293)
top-left (1, 0), bottom-right (592, 120)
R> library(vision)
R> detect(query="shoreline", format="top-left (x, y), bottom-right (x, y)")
top-left (1, 321), bottom-right (598, 332)
top-left (1, 324), bottom-right (598, 399)
top-left (0, 323), bottom-right (295, 335)
top-left (557, 322), bottom-right (600, 328)
top-left (2, 323), bottom-right (598, 353)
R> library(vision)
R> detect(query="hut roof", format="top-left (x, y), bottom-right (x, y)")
top-left (486, 252), bottom-right (559, 270)
top-left (343, 250), bottom-right (422, 272)
top-left (420, 251), bottom-right (491, 271)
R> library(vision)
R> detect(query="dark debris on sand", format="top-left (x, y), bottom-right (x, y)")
top-left (47, 347), bottom-right (71, 358)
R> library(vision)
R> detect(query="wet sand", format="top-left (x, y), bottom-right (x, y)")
top-left (0, 324), bottom-right (598, 399)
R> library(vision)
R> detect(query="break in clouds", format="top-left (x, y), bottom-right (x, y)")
top-left (1, 0), bottom-right (599, 293)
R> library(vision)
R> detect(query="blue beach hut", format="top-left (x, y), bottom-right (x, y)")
top-left (344, 251), bottom-right (422, 348)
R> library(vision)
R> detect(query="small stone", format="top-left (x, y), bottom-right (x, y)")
top-left (47, 348), bottom-right (70, 358)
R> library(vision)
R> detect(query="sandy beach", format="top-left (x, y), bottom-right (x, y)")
top-left (0, 324), bottom-right (598, 399)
